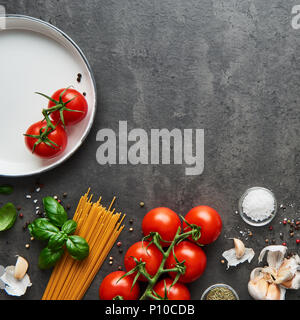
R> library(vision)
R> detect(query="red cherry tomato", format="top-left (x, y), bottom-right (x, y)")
top-left (152, 278), bottom-right (191, 300)
top-left (99, 271), bottom-right (140, 300)
top-left (24, 120), bottom-right (67, 158)
top-left (48, 88), bottom-right (88, 126)
top-left (183, 206), bottom-right (222, 245)
top-left (165, 241), bottom-right (207, 283)
top-left (142, 207), bottom-right (181, 247)
top-left (124, 241), bottom-right (163, 282)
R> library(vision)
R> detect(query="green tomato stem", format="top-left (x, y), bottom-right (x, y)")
top-left (139, 227), bottom-right (195, 300)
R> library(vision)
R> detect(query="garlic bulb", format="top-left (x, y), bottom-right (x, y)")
top-left (248, 245), bottom-right (300, 300)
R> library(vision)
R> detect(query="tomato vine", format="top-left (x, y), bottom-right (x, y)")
top-left (119, 217), bottom-right (202, 300)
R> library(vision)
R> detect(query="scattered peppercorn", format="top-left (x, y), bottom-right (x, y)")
top-left (25, 244), bottom-right (30, 249)
top-left (109, 256), bottom-right (113, 261)
top-left (283, 220), bottom-right (287, 225)
top-left (139, 202), bottom-right (145, 207)
top-left (30, 237), bottom-right (34, 241)
top-left (67, 204), bottom-right (71, 210)
top-left (117, 241), bottom-right (122, 247)
top-left (119, 249), bottom-right (123, 254)
top-left (77, 73), bottom-right (82, 83)
top-left (282, 242), bottom-right (287, 246)
top-left (17, 206), bottom-right (21, 211)
top-left (118, 266), bottom-right (122, 270)
top-left (290, 232), bottom-right (294, 238)
top-left (129, 227), bottom-right (134, 232)
top-left (63, 192), bottom-right (68, 198)
top-left (296, 239), bottom-right (300, 245)
top-left (129, 219), bottom-right (134, 224)
top-left (269, 226), bottom-right (273, 231)
top-left (220, 259), bottom-right (225, 264)
top-left (265, 239), bottom-right (269, 244)
top-left (271, 239), bottom-right (276, 244)
top-left (19, 213), bottom-right (23, 219)
top-left (109, 261), bottom-right (113, 265)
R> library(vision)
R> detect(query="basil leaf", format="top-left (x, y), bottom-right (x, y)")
top-left (0, 185), bottom-right (13, 195)
top-left (28, 218), bottom-right (59, 241)
top-left (0, 203), bottom-right (17, 231)
top-left (43, 197), bottom-right (67, 227)
top-left (66, 235), bottom-right (89, 260)
top-left (38, 247), bottom-right (64, 269)
top-left (61, 220), bottom-right (77, 235)
top-left (48, 231), bottom-right (67, 251)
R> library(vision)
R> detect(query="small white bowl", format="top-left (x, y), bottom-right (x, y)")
top-left (201, 284), bottom-right (239, 300)
top-left (238, 186), bottom-right (277, 227)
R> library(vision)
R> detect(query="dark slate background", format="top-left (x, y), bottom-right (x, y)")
top-left (1, 0), bottom-right (300, 300)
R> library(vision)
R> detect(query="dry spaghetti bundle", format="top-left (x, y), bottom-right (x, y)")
top-left (42, 190), bottom-right (125, 300)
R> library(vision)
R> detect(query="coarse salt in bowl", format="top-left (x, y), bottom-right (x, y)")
top-left (238, 187), bottom-right (277, 227)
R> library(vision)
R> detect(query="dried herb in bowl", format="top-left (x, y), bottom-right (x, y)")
top-left (202, 284), bottom-right (238, 300)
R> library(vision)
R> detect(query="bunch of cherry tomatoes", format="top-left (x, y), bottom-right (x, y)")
top-left (24, 88), bottom-right (88, 158)
top-left (99, 205), bottom-right (222, 300)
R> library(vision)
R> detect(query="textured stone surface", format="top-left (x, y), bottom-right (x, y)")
top-left (0, 0), bottom-right (300, 300)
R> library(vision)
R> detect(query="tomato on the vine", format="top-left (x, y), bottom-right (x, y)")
top-left (124, 241), bottom-right (163, 282)
top-left (24, 120), bottom-right (67, 158)
top-left (183, 206), bottom-right (222, 245)
top-left (99, 271), bottom-right (140, 300)
top-left (46, 88), bottom-right (88, 126)
top-left (165, 241), bottom-right (207, 283)
top-left (152, 278), bottom-right (191, 300)
top-left (142, 207), bottom-right (181, 247)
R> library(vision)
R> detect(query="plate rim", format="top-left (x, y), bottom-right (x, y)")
top-left (0, 14), bottom-right (97, 178)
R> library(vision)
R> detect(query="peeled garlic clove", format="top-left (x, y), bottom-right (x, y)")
top-left (14, 256), bottom-right (28, 280)
top-left (233, 238), bottom-right (245, 259)
top-left (266, 283), bottom-right (281, 300)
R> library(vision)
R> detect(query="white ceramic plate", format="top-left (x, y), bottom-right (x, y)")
top-left (0, 15), bottom-right (97, 177)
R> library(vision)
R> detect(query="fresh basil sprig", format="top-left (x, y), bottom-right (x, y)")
top-left (28, 197), bottom-right (89, 269)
